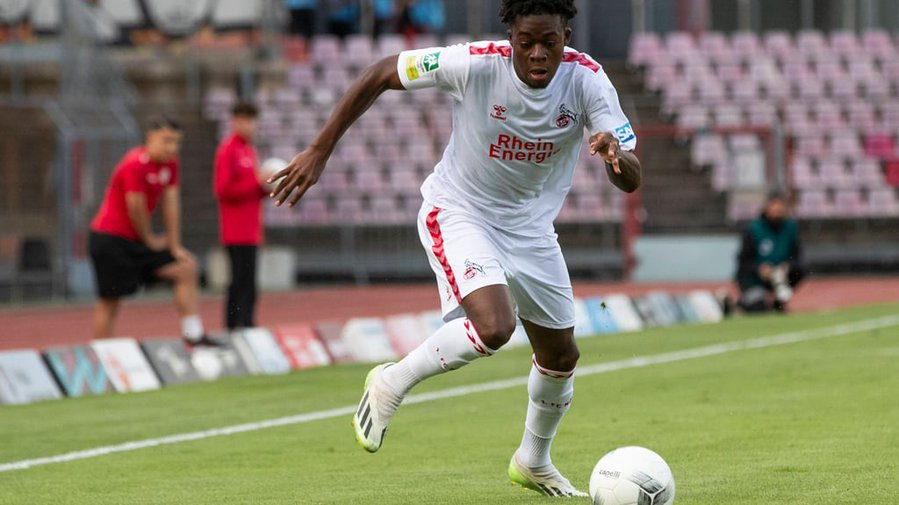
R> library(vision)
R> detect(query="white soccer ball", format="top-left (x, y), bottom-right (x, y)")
top-left (261, 157), bottom-right (289, 180)
top-left (589, 446), bottom-right (675, 505)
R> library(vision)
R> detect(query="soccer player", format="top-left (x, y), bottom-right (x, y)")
top-left (89, 117), bottom-right (218, 347)
top-left (214, 102), bottom-right (267, 330)
top-left (270, 0), bottom-right (641, 496)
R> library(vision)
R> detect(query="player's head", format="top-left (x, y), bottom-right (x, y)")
top-left (144, 116), bottom-right (182, 163)
top-left (231, 101), bottom-right (259, 141)
top-left (500, 0), bottom-right (576, 89)
top-left (764, 190), bottom-right (789, 223)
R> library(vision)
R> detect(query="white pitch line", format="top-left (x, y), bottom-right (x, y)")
top-left (2, 314), bottom-right (898, 473)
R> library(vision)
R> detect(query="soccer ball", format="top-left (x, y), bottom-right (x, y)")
top-left (589, 446), bottom-right (675, 505)
top-left (261, 157), bottom-right (289, 180)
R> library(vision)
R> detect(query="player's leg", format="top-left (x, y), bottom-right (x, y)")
top-left (225, 245), bottom-right (257, 329)
top-left (353, 205), bottom-right (516, 452)
top-left (92, 297), bottom-right (121, 340)
top-left (153, 249), bottom-right (215, 345)
top-left (503, 235), bottom-right (587, 497)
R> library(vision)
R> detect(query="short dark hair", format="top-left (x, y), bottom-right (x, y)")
top-left (146, 116), bottom-right (181, 132)
top-left (499, 0), bottom-right (577, 25)
top-left (231, 101), bottom-right (258, 118)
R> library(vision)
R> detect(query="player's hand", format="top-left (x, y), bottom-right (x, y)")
top-left (590, 132), bottom-right (621, 174)
top-left (268, 147), bottom-right (328, 207)
top-left (170, 245), bottom-right (194, 263)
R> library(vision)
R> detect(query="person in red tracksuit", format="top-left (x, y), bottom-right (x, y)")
top-left (214, 102), bottom-right (268, 330)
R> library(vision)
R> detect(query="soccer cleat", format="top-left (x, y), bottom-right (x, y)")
top-left (508, 451), bottom-right (589, 498)
top-left (352, 363), bottom-right (403, 453)
top-left (183, 335), bottom-right (225, 349)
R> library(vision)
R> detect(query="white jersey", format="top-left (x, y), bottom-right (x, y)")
top-left (397, 40), bottom-right (636, 237)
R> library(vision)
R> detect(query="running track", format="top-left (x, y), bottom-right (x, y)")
top-left (1, 277), bottom-right (897, 351)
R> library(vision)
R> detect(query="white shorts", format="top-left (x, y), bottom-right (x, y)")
top-left (417, 203), bottom-right (575, 329)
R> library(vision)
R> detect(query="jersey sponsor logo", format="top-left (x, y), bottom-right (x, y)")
top-left (490, 104), bottom-right (508, 121)
top-left (463, 259), bottom-right (485, 280)
top-left (614, 122), bottom-right (636, 144)
top-left (145, 167), bottom-right (172, 185)
top-left (488, 134), bottom-right (560, 164)
top-left (405, 51), bottom-right (441, 81)
top-left (555, 103), bottom-right (578, 128)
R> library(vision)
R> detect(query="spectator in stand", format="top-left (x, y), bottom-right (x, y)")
top-left (373, 0), bottom-right (396, 39)
top-left (285, 0), bottom-right (318, 40)
top-left (327, 0), bottom-right (360, 38)
top-left (214, 102), bottom-right (268, 330)
top-left (397, 0), bottom-right (444, 41)
top-left (735, 191), bottom-right (806, 313)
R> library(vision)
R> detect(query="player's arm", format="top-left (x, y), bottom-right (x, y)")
top-left (271, 55), bottom-right (404, 207)
top-left (590, 132), bottom-right (642, 193)
top-left (125, 191), bottom-right (166, 250)
top-left (160, 186), bottom-right (190, 260)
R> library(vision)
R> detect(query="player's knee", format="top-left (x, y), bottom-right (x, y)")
top-left (555, 348), bottom-right (580, 372)
top-left (473, 314), bottom-right (517, 350)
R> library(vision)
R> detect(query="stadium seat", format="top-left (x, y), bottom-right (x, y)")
top-left (867, 188), bottom-right (899, 216)
top-left (790, 157), bottom-right (817, 188)
top-left (675, 104), bottom-right (711, 130)
top-left (818, 159), bottom-right (850, 187)
top-left (763, 31), bottom-right (794, 61)
top-left (747, 102), bottom-right (777, 128)
top-left (713, 104), bottom-right (744, 128)
top-left (732, 31), bottom-right (763, 61)
top-left (344, 35), bottom-right (375, 66)
top-left (861, 30), bottom-right (895, 60)
top-left (833, 188), bottom-right (866, 216)
top-left (691, 134), bottom-right (728, 168)
top-left (628, 32), bottom-right (663, 68)
top-left (310, 35), bottom-right (341, 63)
top-left (829, 31), bottom-right (861, 58)
top-left (796, 189), bottom-right (831, 217)
top-left (698, 32), bottom-right (733, 64)
top-left (851, 159), bottom-right (886, 186)
top-left (864, 134), bottom-right (898, 160)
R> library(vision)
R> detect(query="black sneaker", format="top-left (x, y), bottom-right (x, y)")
top-left (184, 335), bottom-right (225, 349)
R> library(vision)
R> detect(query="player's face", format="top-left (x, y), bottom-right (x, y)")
top-left (508, 14), bottom-right (571, 89)
top-left (766, 199), bottom-right (788, 221)
top-left (145, 127), bottom-right (183, 162)
top-left (232, 116), bottom-right (258, 141)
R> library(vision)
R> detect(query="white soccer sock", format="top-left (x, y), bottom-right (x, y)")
top-left (181, 315), bottom-right (205, 341)
top-left (381, 317), bottom-right (495, 396)
top-left (517, 357), bottom-right (575, 468)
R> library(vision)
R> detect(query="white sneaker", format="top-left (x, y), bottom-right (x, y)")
top-left (508, 451), bottom-right (588, 497)
top-left (352, 363), bottom-right (403, 453)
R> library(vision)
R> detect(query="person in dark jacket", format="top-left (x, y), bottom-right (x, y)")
top-left (735, 191), bottom-right (806, 312)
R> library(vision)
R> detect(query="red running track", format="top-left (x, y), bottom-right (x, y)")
top-left (1, 277), bottom-right (897, 351)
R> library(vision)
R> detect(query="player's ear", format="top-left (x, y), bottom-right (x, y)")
top-left (564, 26), bottom-right (572, 45)
top-left (506, 28), bottom-right (513, 42)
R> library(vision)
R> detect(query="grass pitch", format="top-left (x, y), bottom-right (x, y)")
top-left (1, 303), bottom-right (897, 504)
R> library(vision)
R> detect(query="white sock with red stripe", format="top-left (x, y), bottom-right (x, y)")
top-left (517, 358), bottom-right (575, 468)
top-left (181, 315), bottom-right (205, 342)
top-left (381, 317), bottom-right (495, 396)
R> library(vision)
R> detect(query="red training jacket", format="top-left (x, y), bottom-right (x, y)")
top-left (214, 133), bottom-right (266, 245)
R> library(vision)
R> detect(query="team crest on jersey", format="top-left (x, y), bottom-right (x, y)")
top-left (490, 104), bottom-right (508, 121)
top-left (405, 51), bottom-right (441, 81)
top-left (146, 167), bottom-right (172, 185)
top-left (555, 103), bottom-right (578, 128)
top-left (463, 259), bottom-right (485, 280)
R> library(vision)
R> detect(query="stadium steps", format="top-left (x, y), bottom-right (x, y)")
top-left (603, 62), bottom-right (730, 234)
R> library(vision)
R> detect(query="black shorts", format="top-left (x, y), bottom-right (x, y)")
top-left (89, 231), bottom-right (176, 299)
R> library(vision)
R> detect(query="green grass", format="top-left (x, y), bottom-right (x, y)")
top-left (1, 303), bottom-right (898, 504)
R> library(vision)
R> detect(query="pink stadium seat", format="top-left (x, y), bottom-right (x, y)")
top-left (815, 59), bottom-right (845, 82)
top-left (691, 134), bottom-right (728, 168)
top-left (828, 77), bottom-right (857, 103)
top-left (681, 59), bottom-right (714, 85)
top-left (646, 62), bottom-right (677, 91)
top-left (763, 31), bottom-right (794, 61)
top-left (794, 134), bottom-right (826, 159)
top-left (711, 163), bottom-right (733, 192)
top-left (368, 196), bottom-right (404, 225)
top-left (880, 102), bottom-right (899, 134)
top-left (864, 134), bottom-right (898, 160)
top-left (716, 61), bottom-right (744, 84)
top-left (747, 57), bottom-right (782, 85)
top-left (812, 101), bottom-right (847, 132)
top-left (867, 188), bottom-right (899, 216)
top-left (796, 30), bottom-right (831, 62)
top-left (828, 134), bottom-right (863, 160)
top-left (297, 198), bottom-right (331, 225)
top-left (790, 157), bottom-right (817, 188)
top-left (353, 169), bottom-right (387, 193)
top-left (386, 168), bottom-right (424, 193)
top-left (287, 64), bottom-right (316, 89)
top-left (310, 35), bottom-right (341, 63)
top-left (833, 188), bottom-right (865, 216)
top-left (374, 143), bottom-right (402, 166)
top-left (697, 77), bottom-right (726, 104)
top-left (747, 102), bottom-right (777, 128)
top-left (333, 196), bottom-right (366, 223)
top-left (319, 170), bottom-right (352, 193)
top-left (819, 160), bottom-right (851, 187)
top-left (760, 78), bottom-right (790, 105)
top-left (861, 30), bottom-right (894, 60)
top-left (576, 193), bottom-right (606, 221)
top-left (795, 74), bottom-right (826, 102)
top-left (847, 56), bottom-right (881, 86)
top-left (628, 32), bottom-right (663, 67)
top-left (861, 78), bottom-right (890, 101)
top-left (666, 32), bottom-right (698, 63)
top-left (796, 189), bottom-right (831, 217)
top-left (713, 104), bottom-right (744, 128)
top-left (851, 159), bottom-right (886, 186)
top-left (784, 102), bottom-right (812, 134)
top-left (782, 55), bottom-right (812, 80)
top-left (377, 34), bottom-right (407, 57)
top-left (344, 34), bottom-right (374, 66)
top-left (731, 79), bottom-right (759, 105)
top-left (676, 104), bottom-right (711, 130)
top-left (698, 32), bottom-right (733, 64)
top-left (662, 81), bottom-right (693, 114)
top-left (829, 31), bottom-right (861, 58)
top-left (732, 31), bottom-right (763, 61)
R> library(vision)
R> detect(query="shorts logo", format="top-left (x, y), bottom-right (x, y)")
top-left (614, 122), bottom-right (636, 144)
top-left (490, 104), bottom-right (508, 121)
top-left (555, 103), bottom-right (578, 128)
top-left (463, 259), bottom-right (485, 280)
top-left (406, 51), bottom-right (441, 81)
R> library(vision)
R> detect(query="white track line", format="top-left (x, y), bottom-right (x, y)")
top-left (2, 314), bottom-right (897, 473)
